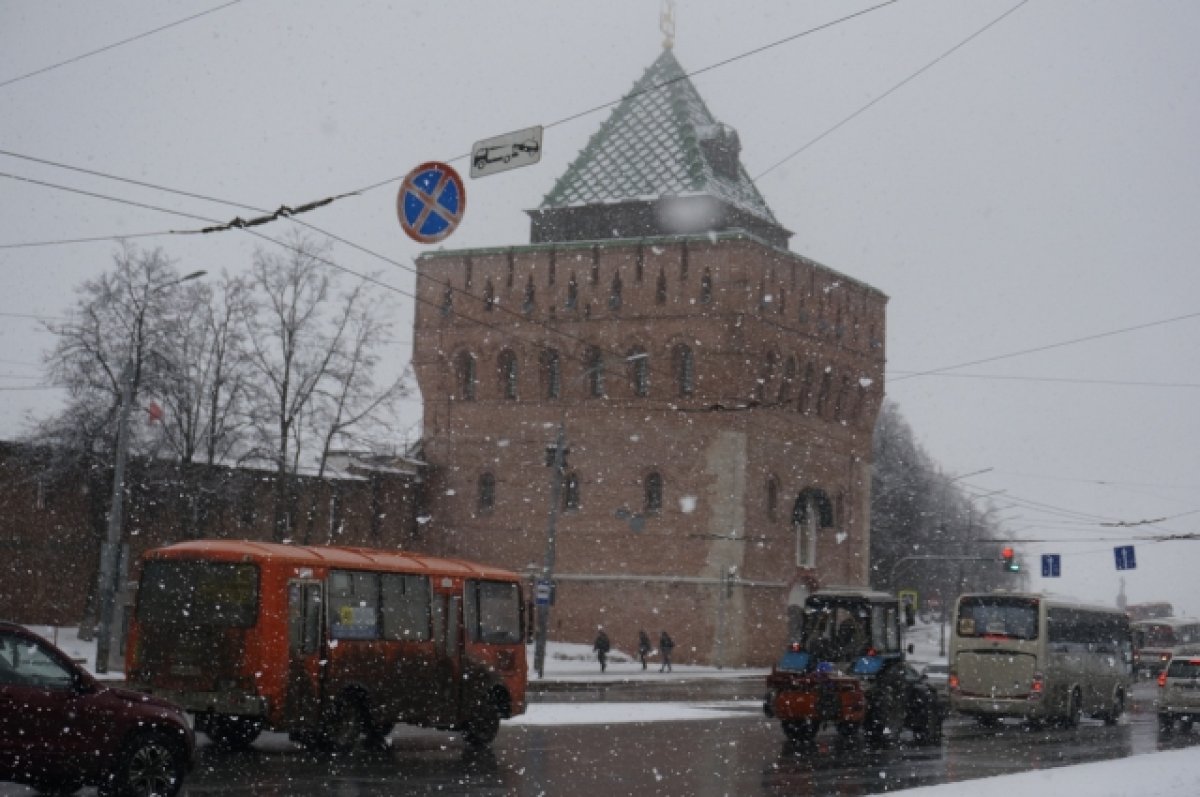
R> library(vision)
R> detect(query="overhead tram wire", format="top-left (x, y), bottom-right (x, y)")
top-left (0, 1), bottom-right (245, 91)
top-left (11, 152), bottom-right (1200, 440)
top-left (753, 0), bottom-right (1030, 181)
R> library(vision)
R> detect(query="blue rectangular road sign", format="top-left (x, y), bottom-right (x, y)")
top-left (535, 579), bottom-right (553, 606)
top-left (1114, 545), bottom-right (1137, 571)
top-left (1041, 554), bottom-right (1061, 577)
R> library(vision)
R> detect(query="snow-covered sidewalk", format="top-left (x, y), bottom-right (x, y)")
top-left (887, 745), bottom-right (1200, 797)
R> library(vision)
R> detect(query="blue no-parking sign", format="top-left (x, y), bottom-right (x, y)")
top-left (397, 161), bottom-right (466, 244)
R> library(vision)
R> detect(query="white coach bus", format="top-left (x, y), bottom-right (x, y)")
top-left (949, 592), bottom-right (1132, 727)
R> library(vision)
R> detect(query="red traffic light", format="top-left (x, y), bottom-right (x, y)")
top-left (1001, 546), bottom-right (1014, 559)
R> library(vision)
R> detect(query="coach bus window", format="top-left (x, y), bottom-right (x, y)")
top-left (381, 574), bottom-right (432, 641)
top-left (138, 561), bottom-right (259, 627)
top-left (956, 595), bottom-right (1038, 640)
top-left (467, 581), bottom-right (522, 644)
top-left (328, 570), bottom-right (381, 640)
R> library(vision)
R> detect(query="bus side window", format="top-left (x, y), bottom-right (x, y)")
top-left (381, 574), bottom-right (432, 641)
top-left (328, 570), bottom-right (381, 640)
top-left (288, 583), bottom-right (322, 655)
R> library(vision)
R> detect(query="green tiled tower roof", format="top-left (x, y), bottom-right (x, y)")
top-left (528, 48), bottom-right (791, 248)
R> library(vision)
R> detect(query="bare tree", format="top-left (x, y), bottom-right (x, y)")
top-left (240, 232), bottom-right (402, 540)
top-left (39, 243), bottom-right (186, 465)
top-left (155, 275), bottom-right (254, 465)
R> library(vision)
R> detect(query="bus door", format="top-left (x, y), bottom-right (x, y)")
top-left (429, 587), bottom-right (464, 726)
top-left (286, 579), bottom-right (324, 728)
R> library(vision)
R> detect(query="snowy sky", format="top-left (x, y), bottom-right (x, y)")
top-left (2, 1), bottom-right (1199, 612)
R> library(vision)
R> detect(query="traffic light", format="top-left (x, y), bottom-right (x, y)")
top-left (1001, 546), bottom-right (1020, 572)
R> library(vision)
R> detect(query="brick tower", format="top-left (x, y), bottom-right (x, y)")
top-left (412, 48), bottom-right (887, 666)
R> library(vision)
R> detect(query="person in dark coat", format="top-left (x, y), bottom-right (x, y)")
top-left (659, 630), bottom-right (675, 672)
top-left (637, 630), bottom-right (652, 670)
top-left (593, 627), bottom-right (611, 673)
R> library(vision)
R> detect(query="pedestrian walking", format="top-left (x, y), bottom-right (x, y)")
top-left (659, 630), bottom-right (675, 673)
top-left (637, 630), bottom-right (652, 670)
top-left (593, 627), bottom-right (611, 673)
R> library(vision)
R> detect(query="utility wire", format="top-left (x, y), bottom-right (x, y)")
top-left (0, 1), bottom-right (244, 90)
top-left (890, 310), bottom-right (1200, 382)
top-left (887, 370), bottom-right (1200, 389)
top-left (754, 0), bottom-right (1029, 180)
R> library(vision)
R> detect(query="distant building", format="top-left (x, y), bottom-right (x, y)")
top-left (412, 48), bottom-right (887, 666)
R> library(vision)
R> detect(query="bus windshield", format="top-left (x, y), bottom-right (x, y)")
top-left (957, 595), bottom-right (1039, 640)
top-left (137, 560), bottom-right (259, 627)
top-left (467, 580), bottom-right (522, 644)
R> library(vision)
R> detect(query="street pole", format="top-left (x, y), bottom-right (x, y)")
top-left (93, 270), bottom-right (205, 673)
top-left (533, 422), bottom-right (566, 679)
top-left (94, 363), bottom-right (134, 674)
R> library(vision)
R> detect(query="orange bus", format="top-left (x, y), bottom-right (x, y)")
top-left (125, 540), bottom-right (527, 750)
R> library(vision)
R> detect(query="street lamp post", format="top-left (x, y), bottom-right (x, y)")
top-left (531, 352), bottom-right (646, 680)
top-left (94, 270), bottom-right (205, 673)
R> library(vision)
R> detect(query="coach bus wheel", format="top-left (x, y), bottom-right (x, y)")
top-left (1062, 689), bottom-right (1082, 729)
top-left (205, 715), bottom-right (262, 751)
top-left (1103, 690), bottom-right (1125, 726)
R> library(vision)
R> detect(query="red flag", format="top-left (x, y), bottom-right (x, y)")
top-left (146, 400), bottom-right (164, 424)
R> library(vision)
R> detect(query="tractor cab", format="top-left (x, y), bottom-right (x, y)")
top-left (790, 589), bottom-right (910, 676)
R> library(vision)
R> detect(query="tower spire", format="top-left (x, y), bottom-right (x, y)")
top-left (660, 0), bottom-right (676, 50)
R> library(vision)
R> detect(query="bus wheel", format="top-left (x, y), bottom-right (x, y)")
top-left (1103, 690), bottom-right (1125, 726)
top-left (1062, 689), bottom-right (1082, 729)
top-left (1158, 714), bottom-right (1175, 734)
top-left (463, 699), bottom-right (501, 747)
top-left (321, 696), bottom-right (369, 753)
top-left (205, 715), bottom-right (262, 751)
top-left (912, 702), bottom-right (943, 746)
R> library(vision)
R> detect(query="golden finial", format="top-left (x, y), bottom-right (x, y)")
top-left (660, 0), bottom-right (676, 50)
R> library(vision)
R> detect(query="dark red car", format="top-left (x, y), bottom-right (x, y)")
top-left (0, 622), bottom-right (194, 796)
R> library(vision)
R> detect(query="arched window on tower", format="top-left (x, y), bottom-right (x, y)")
top-left (609, 272), bottom-right (623, 310)
top-left (816, 367), bottom-right (833, 418)
top-left (455, 351), bottom-right (476, 401)
top-left (756, 350), bottom-right (778, 404)
top-left (540, 348), bottom-right (561, 399)
top-left (793, 489), bottom-right (833, 568)
top-left (656, 269), bottom-right (668, 305)
top-left (779, 356), bottom-right (798, 403)
top-left (477, 472), bottom-right (496, 513)
top-left (767, 476), bottom-right (780, 522)
top-left (440, 286), bottom-right (453, 318)
top-left (644, 471), bottom-right (664, 513)
top-left (565, 274), bottom-right (578, 310)
top-left (484, 279), bottom-right (495, 312)
top-left (585, 346), bottom-right (605, 398)
top-left (498, 349), bottom-right (518, 400)
top-left (523, 275), bottom-right (536, 315)
top-left (672, 344), bottom-right (695, 397)
top-left (798, 362), bottom-right (815, 414)
top-left (700, 269), bottom-right (713, 304)
top-left (627, 346), bottom-right (649, 397)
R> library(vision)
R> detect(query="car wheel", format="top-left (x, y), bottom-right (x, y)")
top-left (205, 715), bottom-right (262, 751)
top-left (1159, 713), bottom-right (1175, 734)
top-left (1181, 719), bottom-right (1195, 734)
top-left (835, 721), bottom-right (860, 739)
top-left (976, 715), bottom-right (1001, 729)
top-left (98, 732), bottom-right (186, 797)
